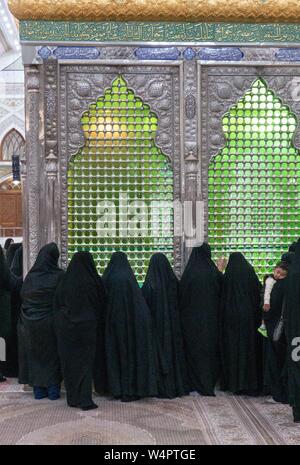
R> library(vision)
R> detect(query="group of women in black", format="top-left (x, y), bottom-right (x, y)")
top-left (1, 239), bottom-right (300, 421)
top-left (0, 240), bottom-right (23, 381)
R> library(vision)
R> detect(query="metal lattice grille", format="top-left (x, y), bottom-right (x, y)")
top-left (208, 78), bottom-right (300, 278)
top-left (1, 129), bottom-right (25, 161)
top-left (67, 75), bottom-right (174, 281)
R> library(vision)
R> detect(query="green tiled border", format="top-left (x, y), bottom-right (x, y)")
top-left (20, 20), bottom-right (300, 43)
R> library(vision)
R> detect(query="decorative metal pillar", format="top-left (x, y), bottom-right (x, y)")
top-left (20, 148), bottom-right (28, 276)
top-left (45, 149), bottom-right (58, 244)
top-left (183, 59), bottom-right (201, 265)
top-left (184, 148), bottom-right (202, 263)
top-left (43, 60), bottom-right (59, 248)
top-left (24, 65), bottom-right (42, 274)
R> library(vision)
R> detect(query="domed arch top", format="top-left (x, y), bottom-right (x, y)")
top-left (0, 129), bottom-right (25, 162)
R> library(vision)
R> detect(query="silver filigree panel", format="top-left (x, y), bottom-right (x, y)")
top-left (58, 63), bottom-right (182, 273)
top-left (200, 64), bottom-right (300, 239)
top-left (26, 49), bottom-right (300, 278)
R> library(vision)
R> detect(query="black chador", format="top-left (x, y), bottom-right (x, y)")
top-left (281, 252), bottom-right (295, 266)
top-left (6, 243), bottom-right (22, 269)
top-left (4, 238), bottom-right (14, 257)
top-left (284, 239), bottom-right (300, 422)
top-left (264, 278), bottom-right (288, 404)
top-left (54, 251), bottom-right (106, 410)
top-left (281, 242), bottom-right (296, 266)
top-left (103, 252), bottom-right (157, 401)
top-left (220, 252), bottom-right (262, 395)
top-left (4, 245), bottom-right (23, 377)
top-left (142, 253), bottom-right (187, 399)
top-left (0, 246), bottom-right (11, 382)
top-left (10, 245), bottom-right (23, 279)
top-left (289, 242), bottom-right (297, 253)
top-left (179, 243), bottom-right (223, 396)
top-left (18, 243), bottom-right (64, 399)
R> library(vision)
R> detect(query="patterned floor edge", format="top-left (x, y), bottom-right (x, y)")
top-left (0, 380), bottom-right (300, 445)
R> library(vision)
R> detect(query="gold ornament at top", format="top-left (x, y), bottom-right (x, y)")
top-left (8, 0), bottom-right (300, 23)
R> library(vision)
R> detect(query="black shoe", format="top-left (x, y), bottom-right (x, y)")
top-left (273, 396), bottom-right (288, 404)
top-left (0, 376), bottom-right (6, 383)
top-left (67, 402), bottom-right (79, 408)
top-left (81, 402), bottom-right (98, 411)
top-left (81, 404), bottom-right (98, 411)
top-left (293, 407), bottom-right (300, 422)
top-left (121, 396), bottom-right (140, 402)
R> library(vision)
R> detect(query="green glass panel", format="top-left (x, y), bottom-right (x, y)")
top-left (208, 78), bottom-right (300, 279)
top-left (67, 75), bottom-right (174, 281)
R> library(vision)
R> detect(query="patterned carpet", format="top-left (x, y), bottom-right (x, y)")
top-left (0, 379), bottom-right (300, 445)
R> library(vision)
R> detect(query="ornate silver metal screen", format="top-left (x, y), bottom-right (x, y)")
top-left (21, 46), bottom-right (300, 278)
top-left (207, 77), bottom-right (300, 277)
top-left (67, 75), bottom-right (175, 281)
top-left (57, 63), bottom-right (182, 278)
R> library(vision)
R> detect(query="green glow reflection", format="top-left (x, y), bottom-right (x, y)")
top-left (208, 78), bottom-right (300, 278)
top-left (67, 76), bottom-right (174, 281)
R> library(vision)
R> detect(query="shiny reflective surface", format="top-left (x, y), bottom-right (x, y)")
top-left (9, 0), bottom-right (300, 23)
top-left (67, 76), bottom-right (174, 281)
top-left (208, 78), bottom-right (300, 278)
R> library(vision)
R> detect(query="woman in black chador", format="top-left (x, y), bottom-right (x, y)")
top-left (54, 251), bottom-right (106, 410)
top-left (179, 243), bottom-right (223, 396)
top-left (281, 241), bottom-right (297, 267)
top-left (284, 239), bottom-right (300, 421)
top-left (103, 251), bottom-right (157, 401)
top-left (3, 238), bottom-right (14, 258)
top-left (264, 276), bottom-right (288, 403)
top-left (142, 253), bottom-right (187, 399)
top-left (18, 243), bottom-right (64, 400)
top-left (220, 252), bottom-right (262, 395)
top-left (4, 245), bottom-right (23, 377)
top-left (6, 243), bottom-right (21, 269)
top-left (0, 246), bottom-right (11, 382)
top-left (10, 245), bottom-right (23, 279)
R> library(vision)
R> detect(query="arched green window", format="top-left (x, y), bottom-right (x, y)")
top-left (208, 78), bottom-right (300, 278)
top-left (67, 75), bottom-right (174, 281)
